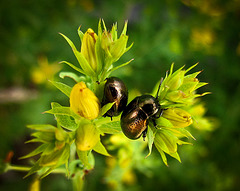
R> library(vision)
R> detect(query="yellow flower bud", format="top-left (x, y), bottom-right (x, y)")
top-left (81, 28), bottom-right (98, 71)
top-left (165, 70), bottom-right (185, 90)
top-left (162, 108), bottom-right (193, 128)
top-left (70, 82), bottom-right (100, 120)
top-left (75, 121), bottom-right (100, 151)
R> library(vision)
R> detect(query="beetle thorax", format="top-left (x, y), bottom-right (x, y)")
top-left (139, 98), bottom-right (159, 117)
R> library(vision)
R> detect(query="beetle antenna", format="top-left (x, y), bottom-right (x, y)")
top-left (156, 77), bottom-right (163, 99)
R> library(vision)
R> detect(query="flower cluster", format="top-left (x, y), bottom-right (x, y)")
top-left (146, 64), bottom-right (210, 165)
top-left (13, 20), bottom-right (211, 184)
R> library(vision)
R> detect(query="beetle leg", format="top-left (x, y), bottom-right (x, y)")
top-left (142, 128), bottom-right (148, 141)
top-left (155, 108), bottom-right (165, 118)
top-left (152, 119), bottom-right (157, 128)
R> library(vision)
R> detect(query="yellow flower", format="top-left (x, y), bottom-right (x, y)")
top-left (75, 121), bottom-right (100, 151)
top-left (81, 28), bottom-right (98, 72)
top-left (162, 108), bottom-right (193, 128)
top-left (31, 56), bottom-right (61, 85)
top-left (70, 82), bottom-right (100, 120)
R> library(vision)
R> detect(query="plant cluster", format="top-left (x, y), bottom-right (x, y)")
top-left (2, 19), bottom-right (210, 190)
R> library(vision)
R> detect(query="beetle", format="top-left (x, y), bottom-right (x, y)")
top-left (101, 77), bottom-right (128, 119)
top-left (120, 79), bottom-right (163, 141)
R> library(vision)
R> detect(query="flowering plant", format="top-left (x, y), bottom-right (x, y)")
top-left (2, 19), bottom-right (211, 190)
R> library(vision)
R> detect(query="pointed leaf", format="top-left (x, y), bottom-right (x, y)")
top-left (44, 104), bottom-right (80, 120)
top-left (145, 126), bottom-right (154, 158)
top-left (99, 102), bottom-right (115, 116)
top-left (59, 33), bottom-right (95, 76)
top-left (185, 63), bottom-right (198, 73)
top-left (155, 145), bottom-right (168, 166)
top-left (77, 150), bottom-right (92, 169)
top-left (52, 102), bottom-right (78, 131)
top-left (59, 72), bottom-right (82, 82)
top-left (20, 144), bottom-right (48, 159)
top-left (108, 59), bottom-right (134, 73)
top-left (169, 152), bottom-right (181, 163)
top-left (24, 162), bottom-right (42, 178)
top-left (49, 80), bottom-right (72, 97)
top-left (78, 26), bottom-right (84, 42)
top-left (97, 121), bottom-right (121, 134)
top-left (59, 61), bottom-right (86, 75)
top-left (93, 141), bottom-right (111, 156)
top-left (27, 124), bottom-right (56, 132)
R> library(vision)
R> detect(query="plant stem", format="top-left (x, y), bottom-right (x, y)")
top-left (6, 164), bottom-right (31, 172)
top-left (72, 174), bottom-right (84, 191)
top-left (5, 164), bottom-right (66, 174)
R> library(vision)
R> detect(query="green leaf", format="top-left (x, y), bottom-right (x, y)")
top-left (52, 102), bottom-right (78, 131)
top-left (40, 166), bottom-right (56, 179)
top-left (99, 102), bottom-right (115, 116)
top-left (77, 150), bottom-right (92, 169)
top-left (20, 144), bottom-right (48, 159)
top-left (95, 37), bottom-right (104, 75)
top-left (59, 71), bottom-right (82, 82)
top-left (24, 162), bottom-right (42, 178)
top-left (93, 141), bottom-right (111, 156)
top-left (49, 80), bottom-right (72, 98)
top-left (41, 143), bottom-right (56, 156)
top-left (154, 129), bottom-right (178, 154)
top-left (145, 126), bottom-right (154, 158)
top-left (39, 145), bottom-right (70, 167)
top-left (171, 128), bottom-right (196, 140)
top-left (26, 124), bottom-right (56, 132)
top-left (195, 82), bottom-right (208, 90)
top-left (184, 71), bottom-right (201, 79)
top-left (97, 120), bottom-right (122, 134)
top-left (78, 26), bottom-right (84, 42)
top-left (177, 139), bottom-right (192, 145)
top-left (59, 33), bottom-right (95, 76)
top-left (155, 145), bottom-right (168, 166)
top-left (60, 61), bottom-right (86, 75)
top-left (30, 132), bottom-right (55, 144)
top-left (169, 152), bottom-right (181, 163)
top-left (108, 58), bottom-right (134, 74)
top-left (44, 103), bottom-right (80, 120)
top-left (156, 117), bottom-right (173, 128)
top-left (185, 62), bottom-right (198, 73)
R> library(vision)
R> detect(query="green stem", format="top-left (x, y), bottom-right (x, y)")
top-left (6, 164), bottom-right (31, 172)
top-left (69, 143), bottom-right (84, 191)
top-left (99, 59), bottom-right (113, 82)
top-left (72, 174), bottom-right (84, 191)
top-left (5, 164), bottom-right (66, 174)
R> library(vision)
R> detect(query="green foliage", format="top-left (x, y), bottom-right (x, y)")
top-left (1, 1), bottom-right (239, 191)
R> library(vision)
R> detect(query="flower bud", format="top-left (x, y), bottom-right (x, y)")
top-left (70, 82), bottom-right (100, 120)
top-left (75, 121), bottom-right (100, 151)
top-left (81, 28), bottom-right (98, 71)
top-left (165, 70), bottom-right (185, 90)
top-left (179, 77), bottom-right (199, 94)
top-left (162, 108), bottom-right (193, 128)
top-left (108, 35), bottom-right (128, 62)
top-left (100, 22), bottom-right (130, 62)
top-left (165, 90), bottom-right (187, 102)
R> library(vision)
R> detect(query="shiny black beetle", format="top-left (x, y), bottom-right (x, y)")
top-left (120, 79), bottom-right (163, 141)
top-left (101, 77), bottom-right (128, 118)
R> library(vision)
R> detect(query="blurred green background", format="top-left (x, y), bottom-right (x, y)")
top-left (0, 0), bottom-right (240, 190)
